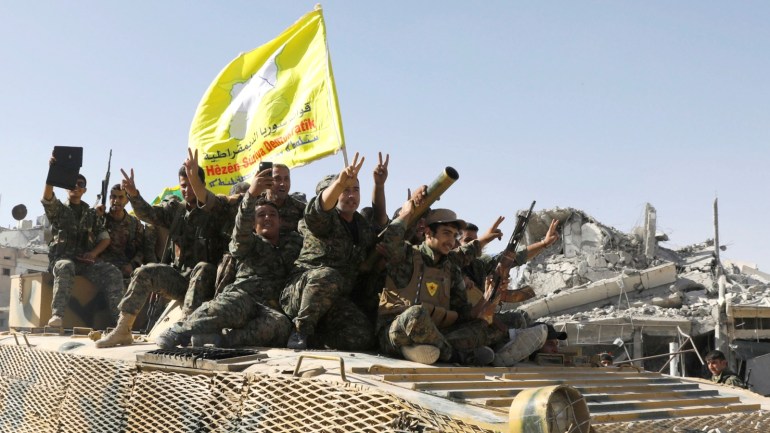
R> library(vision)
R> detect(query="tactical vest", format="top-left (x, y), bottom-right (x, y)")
top-left (378, 250), bottom-right (458, 329)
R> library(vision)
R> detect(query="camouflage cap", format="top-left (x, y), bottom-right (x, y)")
top-left (315, 174), bottom-right (338, 195)
top-left (424, 208), bottom-right (466, 230)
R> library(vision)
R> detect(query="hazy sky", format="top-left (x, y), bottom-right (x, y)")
top-left (1, 1), bottom-right (767, 269)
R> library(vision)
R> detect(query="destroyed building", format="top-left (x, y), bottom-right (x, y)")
top-left (510, 203), bottom-right (770, 394)
top-left (0, 216), bottom-right (49, 331)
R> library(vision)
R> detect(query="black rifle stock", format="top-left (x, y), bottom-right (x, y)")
top-left (98, 149), bottom-right (112, 207)
top-left (488, 200), bottom-right (536, 302)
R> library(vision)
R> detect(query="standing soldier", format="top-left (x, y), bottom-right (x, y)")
top-left (42, 158), bottom-right (124, 328)
top-left (95, 149), bottom-right (235, 348)
top-left (99, 184), bottom-right (154, 278)
top-left (156, 169), bottom-right (302, 348)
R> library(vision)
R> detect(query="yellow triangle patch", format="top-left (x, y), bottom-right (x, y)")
top-left (426, 282), bottom-right (439, 297)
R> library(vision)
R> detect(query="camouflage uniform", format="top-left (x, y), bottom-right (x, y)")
top-left (462, 253), bottom-right (497, 290)
top-left (42, 193), bottom-right (124, 320)
top-left (451, 246), bottom-right (530, 351)
top-left (712, 370), bottom-right (746, 388)
top-left (280, 195), bottom-right (376, 351)
top-left (214, 192), bottom-right (303, 293)
top-left (377, 219), bottom-right (495, 362)
top-left (119, 190), bottom-right (233, 316)
top-left (260, 192), bottom-right (306, 236)
top-left (100, 212), bottom-right (154, 277)
top-left (169, 192), bottom-right (302, 346)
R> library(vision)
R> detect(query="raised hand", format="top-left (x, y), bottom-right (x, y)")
top-left (372, 152), bottom-right (389, 186)
top-left (249, 167), bottom-right (275, 196)
top-left (479, 216), bottom-right (505, 246)
top-left (338, 152), bottom-right (364, 187)
top-left (542, 219), bottom-right (560, 247)
top-left (409, 185), bottom-right (428, 209)
top-left (120, 168), bottom-right (138, 197)
top-left (184, 148), bottom-right (200, 180)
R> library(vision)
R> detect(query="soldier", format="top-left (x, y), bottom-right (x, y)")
top-left (376, 203), bottom-right (505, 365)
top-left (95, 149), bottom-right (235, 348)
top-left (281, 152), bottom-right (386, 351)
top-left (264, 163), bottom-right (307, 235)
top-left (599, 353), bottom-right (614, 367)
top-left (451, 217), bottom-right (560, 366)
top-left (155, 170), bottom-right (302, 348)
top-left (458, 222), bottom-right (496, 294)
top-left (705, 350), bottom-right (746, 388)
top-left (42, 159), bottom-right (124, 328)
top-left (214, 163), bottom-right (307, 294)
top-left (99, 183), bottom-right (154, 278)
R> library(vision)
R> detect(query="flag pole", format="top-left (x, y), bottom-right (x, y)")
top-left (316, 3), bottom-right (348, 167)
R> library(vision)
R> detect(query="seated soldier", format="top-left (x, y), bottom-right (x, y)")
top-left (281, 153), bottom-right (386, 351)
top-left (705, 350), bottom-right (746, 388)
top-left (100, 183), bottom-right (155, 278)
top-left (96, 149), bottom-right (236, 348)
top-left (263, 163), bottom-right (307, 235)
top-left (376, 202), bottom-right (508, 366)
top-left (42, 157), bottom-right (124, 328)
top-left (155, 171), bottom-right (302, 348)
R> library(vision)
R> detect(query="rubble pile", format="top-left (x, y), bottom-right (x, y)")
top-left (511, 206), bottom-right (770, 339)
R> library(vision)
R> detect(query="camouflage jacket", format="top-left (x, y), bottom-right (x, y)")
top-left (100, 212), bottom-right (151, 268)
top-left (42, 193), bottom-right (109, 264)
top-left (129, 190), bottom-right (233, 273)
top-left (712, 370), bottom-right (746, 388)
top-left (230, 192), bottom-right (303, 303)
top-left (294, 195), bottom-right (376, 292)
top-left (379, 219), bottom-right (473, 323)
top-left (259, 192), bottom-right (306, 235)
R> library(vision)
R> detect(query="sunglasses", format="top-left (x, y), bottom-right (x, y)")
top-left (75, 181), bottom-right (86, 188)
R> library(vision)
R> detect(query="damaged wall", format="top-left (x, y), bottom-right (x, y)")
top-left (504, 204), bottom-right (770, 376)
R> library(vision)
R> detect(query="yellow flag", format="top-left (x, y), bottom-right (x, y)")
top-left (188, 6), bottom-right (345, 193)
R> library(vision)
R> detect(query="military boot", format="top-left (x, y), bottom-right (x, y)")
top-left (155, 328), bottom-right (191, 349)
top-left (95, 313), bottom-right (136, 348)
top-left (401, 345), bottom-right (440, 365)
top-left (47, 315), bottom-right (63, 328)
top-left (191, 333), bottom-right (223, 347)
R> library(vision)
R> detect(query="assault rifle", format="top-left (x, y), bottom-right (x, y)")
top-left (97, 149), bottom-right (112, 207)
top-left (487, 200), bottom-right (536, 303)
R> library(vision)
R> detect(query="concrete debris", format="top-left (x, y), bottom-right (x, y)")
top-left (505, 204), bottom-right (770, 373)
top-left (0, 224), bottom-right (47, 252)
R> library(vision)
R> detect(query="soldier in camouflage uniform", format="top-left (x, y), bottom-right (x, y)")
top-left (96, 149), bottom-right (236, 348)
top-left (281, 152), bottom-right (387, 351)
top-left (264, 163), bottom-right (307, 235)
top-left (214, 163), bottom-right (307, 294)
top-left (42, 164), bottom-right (124, 328)
top-left (99, 184), bottom-right (155, 278)
top-left (376, 203), bottom-right (514, 366)
top-left (156, 169), bottom-right (302, 348)
top-left (452, 217), bottom-right (559, 366)
top-left (706, 350), bottom-right (746, 388)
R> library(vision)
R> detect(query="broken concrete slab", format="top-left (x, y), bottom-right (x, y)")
top-left (519, 263), bottom-right (677, 320)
